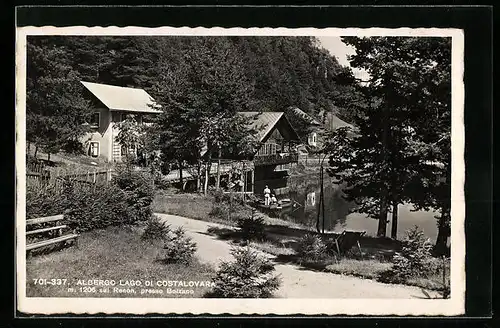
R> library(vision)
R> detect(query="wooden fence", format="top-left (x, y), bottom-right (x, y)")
top-left (26, 167), bottom-right (114, 189)
top-left (55, 169), bottom-right (113, 184)
top-left (27, 160), bottom-right (46, 174)
top-left (26, 171), bottom-right (51, 187)
top-left (298, 153), bottom-right (323, 166)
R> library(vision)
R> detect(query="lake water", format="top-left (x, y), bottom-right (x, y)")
top-left (276, 173), bottom-right (440, 242)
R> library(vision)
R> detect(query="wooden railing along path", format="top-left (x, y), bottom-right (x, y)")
top-left (162, 162), bottom-right (235, 183)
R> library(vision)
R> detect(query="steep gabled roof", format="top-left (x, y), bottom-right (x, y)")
top-left (81, 81), bottom-right (161, 113)
top-left (288, 106), bottom-right (322, 126)
top-left (318, 106), bottom-right (354, 131)
top-left (325, 112), bottom-right (353, 130)
top-left (239, 111), bottom-right (300, 142)
top-left (201, 111), bottom-right (300, 157)
top-left (239, 111), bottom-right (282, 142)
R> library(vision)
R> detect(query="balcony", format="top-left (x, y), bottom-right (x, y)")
top-left (254, 152), bottom-right (299, 166)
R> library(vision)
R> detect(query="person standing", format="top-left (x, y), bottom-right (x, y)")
top-left (264, 185), bottom-right (271, 205)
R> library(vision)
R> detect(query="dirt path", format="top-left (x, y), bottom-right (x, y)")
top-left (156, 213), bottom-right (441, 299)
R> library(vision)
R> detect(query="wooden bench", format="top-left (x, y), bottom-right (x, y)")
top-left (26, 214), bottom-right (79, 254)
top-left (331, 230), bottom-right (366, 259)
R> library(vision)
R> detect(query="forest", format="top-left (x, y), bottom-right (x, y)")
top-left (25, 35), bottom-right (451, 254)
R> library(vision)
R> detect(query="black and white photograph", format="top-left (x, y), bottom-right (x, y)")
top-left (15, 26), bottom-right (465, 315)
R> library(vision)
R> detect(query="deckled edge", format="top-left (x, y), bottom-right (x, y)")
top-left (15, 26), bottom-right (465, 316)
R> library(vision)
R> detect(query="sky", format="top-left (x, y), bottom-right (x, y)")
top-left (316, 36), bottom-right (370, 82)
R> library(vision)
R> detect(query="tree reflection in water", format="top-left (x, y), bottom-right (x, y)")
top-left (280, 174), bottom-right (354, 231)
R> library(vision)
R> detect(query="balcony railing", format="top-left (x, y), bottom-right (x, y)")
top-left (254, 152), bottom-right (299, 166)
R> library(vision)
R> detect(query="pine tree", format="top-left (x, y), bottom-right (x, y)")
top-left (326, 37), bottom-right (451, 239)
top-left (151, 37), bottom-right (258, 193)
top-left (26, 37), bottom-right (92, 158)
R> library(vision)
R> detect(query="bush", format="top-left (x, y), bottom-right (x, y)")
top-left (159, 227), bottom-right (197, 264)
top-left (296, 234), bottom-right (330, 262)
top-left (27, 180), bottom-right (132, 231)
top-left (154, 177), bottom-right (172, 191)
top-left (142, 215), bottom-right (170, 241)
top-left (237, 210), bottom-right (266, 241)
top-left (63, 182), bottom-right (133, 231)
top-left (378, 226), bottom-right (434, 284)
top-left (208, 247), bottom-right (281, 298)
top-left (26, 181), bottom-right (68, 219)
top-left (209, 203), bottom-right (230, 221)
top-left (209, 191), bottom-right (248, 223)
top-left (26, 169), bottom-right (155, 233)
top-left (211, 189), bottom-right (226, 203)
top-left (212, 190), bottom-right (244, 206)
top-left (296, 162), bottom-right (306, 171)
top-left (112, 169), bottom-right (155, 223)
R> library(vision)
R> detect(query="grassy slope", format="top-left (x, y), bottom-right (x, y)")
top-left (153, 191), bottom-right (219, 223)
top-left (26, 225), bottom-right (214, 298)
top-left (153, 190), bottom-right (309, 229)
top-left (27, 146), bottom-right (113, 173)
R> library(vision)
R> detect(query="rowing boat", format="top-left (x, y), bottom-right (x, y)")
top-left (254, 198), bottom-right (294, 211)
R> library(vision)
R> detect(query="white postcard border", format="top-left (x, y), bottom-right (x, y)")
top-left (15, 26), bottom-right (465, 316)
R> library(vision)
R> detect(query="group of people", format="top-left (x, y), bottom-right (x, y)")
top-left (263, 185), bottom-right (278, 206)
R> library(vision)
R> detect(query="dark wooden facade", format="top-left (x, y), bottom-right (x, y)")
top-left (240, 111), bottom-right (301, 195)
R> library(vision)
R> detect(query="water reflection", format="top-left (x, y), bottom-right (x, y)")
top-left (276, 173), bottom-right (440, 242)
top-left (306, 191), bottom-right (315, 207)
top-left (279, 174), bottom-right (352, 231)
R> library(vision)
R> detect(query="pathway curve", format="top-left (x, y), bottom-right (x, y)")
top-left (156, 213), bottom-right (441, 299)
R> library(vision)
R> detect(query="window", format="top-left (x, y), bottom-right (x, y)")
top-left (142, 114), bottom-right (153, 124)
top-left (90, 112), bottom-right (100, 128)
top-left (88, 142), bottom-right (99, 157)
top-left (308, 132), bottom-right (317, 146)
top-left (257, 142), bottom-right (279, 156)
top-left (121, 144), bottom-right (136, 157)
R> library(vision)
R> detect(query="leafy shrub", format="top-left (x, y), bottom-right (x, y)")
top-left (61, 139), bottom-right (86, 154)
top-left (208, 247), bottom-right (281, 298)
top-left (26, 169), bottom-right (155, 232)
top-left (237, 210), bottom-right (266, 241)
top-left (63, 182), bottom-right (133, 231)
top-left (212, 190), bottom-right (244, 206)
top-left (159, 227), bottom-right (197, 264)
top-left (378, 226), bottom-right (434, 284)
top-left (296, 234), bottom-right (330, 262)
top-left (26, 180), bottom-right (131, 231)
top-left (142, 215), bottom-right (170, 241)
top-left (26, 181), bottom-right (68, 219)
top-left (209, 192), bottom-right (248, 223)
top-left (211, 189), bottom-right (225, 203)
top-left (154, 177), bottom-right (172, 191)
top-left (112, 169), bottom-right (155, 223)
top-left (209, 203), bottom-right (230, 221)
top-left (295, 162), bottom-right (306, 171)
